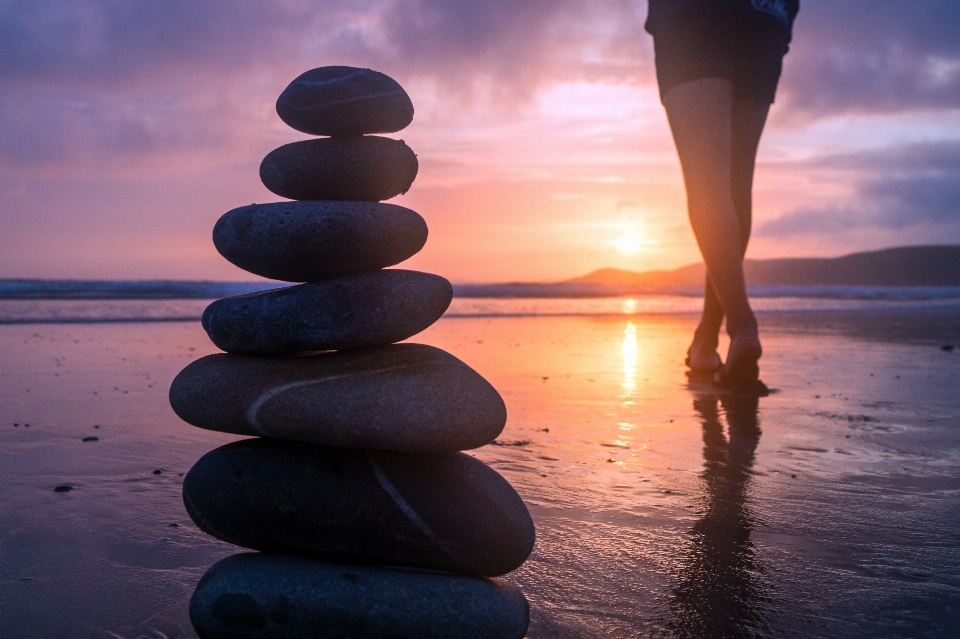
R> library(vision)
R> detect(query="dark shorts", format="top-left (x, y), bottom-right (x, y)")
top-left (652, 13), bottom-right (789, 104)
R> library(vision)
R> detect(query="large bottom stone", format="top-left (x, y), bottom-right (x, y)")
top-left (201, 270), bottom-right (451, 355)
top-left (190, 553), bottom-right (530, 639)
top-left (183, 438), bottom-right (535, 576)
top-left (169, 344), bottom-right (506, 452)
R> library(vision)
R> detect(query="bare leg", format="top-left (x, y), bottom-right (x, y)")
top-left (689, 96), bottom-right (770, 370)
top-left (662, 79), bottom-right (763, 382)
top-left (688, 282), bottom-right (724, 370)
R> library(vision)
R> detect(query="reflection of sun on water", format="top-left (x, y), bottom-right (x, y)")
top-left (622, 321), bottom-right (638, 396)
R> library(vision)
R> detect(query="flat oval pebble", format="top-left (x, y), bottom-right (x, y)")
top-left (190, 553), bottom-right (529, 639)
top-left (213, 201), bottom-right (427, 282)
top-left (260, 137), bottom-right (417, 202)
top-left (169, 344), bottom-right (507, 452)
top-left (201, 270), bottom-right (451, 355)
top-left (182, 439), bottom-right (535, 576)
top-left (275, 66), bottom-right (414, 136)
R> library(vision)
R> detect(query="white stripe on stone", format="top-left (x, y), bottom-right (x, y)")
top-left (244, 362), bottom-right (425, 431)
top-left (367, 454), bottom-right (462, 564)
top-left (296, 70), bottom-right (365, 87)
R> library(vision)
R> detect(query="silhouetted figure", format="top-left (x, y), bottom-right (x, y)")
top-left (669, 394), bottom-right (768, 638)
top-left (646, 1), bottom-right (799, 392)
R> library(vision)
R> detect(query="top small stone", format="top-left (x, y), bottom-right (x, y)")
top-left (277, 66), bottom-right (414, 136)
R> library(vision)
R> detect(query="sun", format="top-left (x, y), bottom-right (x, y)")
top-left (614, 232), bottom-right (642, 255)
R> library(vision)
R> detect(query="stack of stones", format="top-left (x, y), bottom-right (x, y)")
top-left (168, 67), bottom-right (534, 639)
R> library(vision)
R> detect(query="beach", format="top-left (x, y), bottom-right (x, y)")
top-left (1, 300), bottom-right (959, 638)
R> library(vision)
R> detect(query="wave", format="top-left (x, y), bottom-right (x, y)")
top-left (0, 300), bottom-right (211, 324)
top-left (0, 280), bottom-right (281, 300)
top-left (3, 295), bottom-right (960, 324)
top-left (5, 279), bottom-right (960, 301)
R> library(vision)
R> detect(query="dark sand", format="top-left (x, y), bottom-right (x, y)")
top-left (1, 309), bottom-right (958, 638)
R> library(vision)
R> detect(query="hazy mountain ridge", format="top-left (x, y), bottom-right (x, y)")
top-left (454, 245), bottom-right (960, 297)
top-left (568, 245), bottom-right (960, 288)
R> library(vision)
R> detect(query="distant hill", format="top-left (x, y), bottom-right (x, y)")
top-left (567, 264), bottom-right (703, 288)
top-left (451, 245), bottom-right (960, 297)
top-left (566, 245), bottom-right (960, 289)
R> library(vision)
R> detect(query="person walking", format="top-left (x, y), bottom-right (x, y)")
top-left (646, 0), bottom-right (799, 393)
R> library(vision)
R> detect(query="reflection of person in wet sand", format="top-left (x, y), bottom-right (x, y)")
top-left (645, 1), bottom-right (799, 392)
top-left (670, 394), bottom-right (767, 638)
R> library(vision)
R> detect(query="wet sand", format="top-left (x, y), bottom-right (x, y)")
top-left (1, 310), bottom-right (959, 638)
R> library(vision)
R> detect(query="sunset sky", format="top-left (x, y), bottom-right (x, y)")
top-left (2, 0), bottom-right (959, 283)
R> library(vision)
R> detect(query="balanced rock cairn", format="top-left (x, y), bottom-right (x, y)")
top-left (169, 67), bottom-right (534, 639)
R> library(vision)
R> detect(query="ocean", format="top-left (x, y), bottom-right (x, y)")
top-left (2, 280), bottom-right (960, 324)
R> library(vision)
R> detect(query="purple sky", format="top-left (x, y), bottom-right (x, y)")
top-left (2, 0), bottom-right (959, 282)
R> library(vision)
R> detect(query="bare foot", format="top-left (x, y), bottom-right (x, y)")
top-left (725, 328), bottom-right (762, 376)
top-left (685, 342), bottom-right (722, 372)
top-left (714, 327), bottom-right (767, 394)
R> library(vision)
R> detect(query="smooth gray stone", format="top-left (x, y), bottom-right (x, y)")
top-left (190, 554), bottom-right (529, 639)
top-left (213, 201), bottom-right (428, 282)
top-left (169, 344), bottom-right (507, 452)
top-left (275, 66), bottom-right (414, 136)
top-left (260, 137), bottom-right (417, 202)
top-left (201, 270), bottom-right (450, 355)
top-left (183, 439), bottom-right (535, 576)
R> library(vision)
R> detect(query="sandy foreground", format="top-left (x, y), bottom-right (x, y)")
top-left (1, 309), bottom-right (958, 638)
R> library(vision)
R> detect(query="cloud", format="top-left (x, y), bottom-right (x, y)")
top-left (0, 0), bottom-right (648, 88)
top-left (3, 0), bottom-right (958, 111)
top-left (0, 0), bottom-right (650, 171)
top-left (780, 0), bottom-right (960, 117)
top-left (2, 0), bottom-right (960, 174)
top-left (0, 89), bottom-right (246, 171)
top-left (0, 0), bottom-right (349, 170)
top-left (377, 0), bottom-right (649, 83)
top-left (0, 0), bottom-right (319, 84)
top-left (757, 142), bottom-right (960, 237)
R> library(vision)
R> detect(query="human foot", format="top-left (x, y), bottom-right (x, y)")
top-left (685, 345), bottom-right (722, 373)
top-left (713, 329), bottom-right (768, 395)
